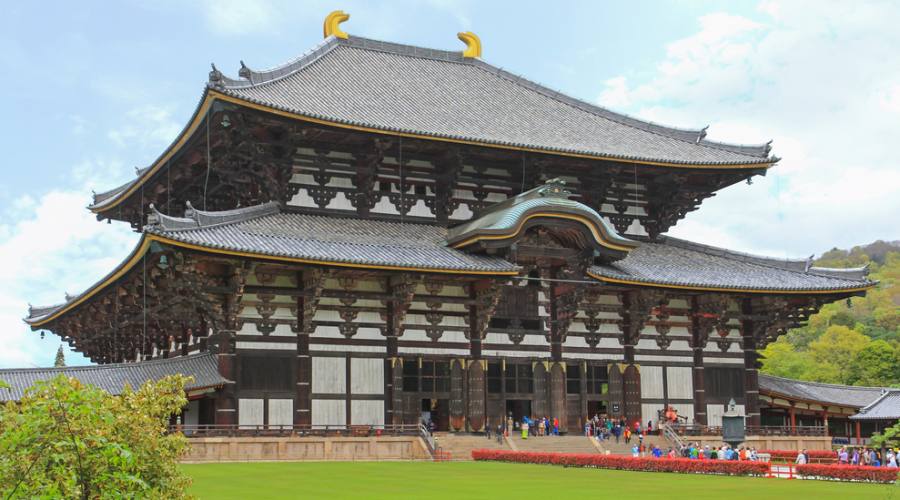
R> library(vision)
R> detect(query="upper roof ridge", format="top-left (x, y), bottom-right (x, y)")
top-left (146, 201), bottom-right (281, 232)
top-left (209, 36), bottom-right (343, 90)
top-left (211, 34), bottom-right (772, 158)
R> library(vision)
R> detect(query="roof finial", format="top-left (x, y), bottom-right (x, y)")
top-left (324, 10), bottom-right (350, 39)
top-left (458, 32), bottom-right (482, 58)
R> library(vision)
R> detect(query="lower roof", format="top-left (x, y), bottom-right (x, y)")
top-left (850, 390), bottom-right (900, 420)
top-left (590, 237), bottom-right (873, 293)
top-left (0, 352), bottom-right (226, 402)
top-left (26, 204), bottom-right (875, 327)
top-left (759, 373), bottom-right (886, 409)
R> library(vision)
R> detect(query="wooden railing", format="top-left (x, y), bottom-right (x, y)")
top-left (667, 424), bottom-right (827, 437)
top-left (169, 423), bottom-right (422, 438)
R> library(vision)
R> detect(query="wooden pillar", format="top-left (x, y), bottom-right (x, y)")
top-left (467, 359), bottom-right (486, 432)
top-left (855, 420), bottom-right (862, 444)
top-left (789, 404), bottom-right (796, 433)
top-left (549, 361), bottom-right (567, 433)
top-left (294, 291), bottom-right (311, 427)
top-left (690, 297), bottom-right (707, 426)
top-left (385, 295), bottom-right (400, 426)
top-left (213, 330), bottom-right (237, 426)
top-left (822, 407), bottom-right (829, 436)
top-left (741, 299), bottom-right (761, 428)
top-left (295, 332), bottom-right (311, 427)
top-left (619, 292), bottom-right (642, 426)
top-left (548, 275), bottom-right (562, 362)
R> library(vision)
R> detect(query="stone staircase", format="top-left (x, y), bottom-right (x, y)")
top-left (510, 434), bottom-right (601, 454)
top-left (594, 433), bottom-right (670, 455)
top-left (433, 432), bottom-right (509, 461)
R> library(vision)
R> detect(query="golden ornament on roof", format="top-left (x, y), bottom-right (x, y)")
top-left (457, 31), bottom-right (482, 58)
top-left (324, 10), bottom-right (350, 39)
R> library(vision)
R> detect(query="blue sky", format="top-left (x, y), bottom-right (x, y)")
top-left (1, 0), bottom-right (898, 368)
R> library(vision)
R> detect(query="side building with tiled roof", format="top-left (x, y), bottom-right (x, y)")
top-left (20, 12), bottom-right (879, 441)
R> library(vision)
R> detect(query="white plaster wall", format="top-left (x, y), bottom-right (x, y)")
top-left (312, 357), bottom-right (346, 393)
top-left (666, 366), bottom-right (693, 400)
top-left (238, 398), bottom-right (264, 428)
top-left (268, 399), bottom-right (294, 427)
top-left (351, 358), bottom-right (384, 395)
top-left (312, 399), bottom-right (346, 427)
top-left (236, 341), bottom-right (295, 350)
top-left (351, 401), bottom-right (385, 426)
top-left (640, 365), bottom-right (664, 399)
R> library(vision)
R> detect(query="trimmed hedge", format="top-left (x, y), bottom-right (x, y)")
top-left (472, 450), bottom-right (769, 476)
top-left (796, 464), bottom-right (898, 483)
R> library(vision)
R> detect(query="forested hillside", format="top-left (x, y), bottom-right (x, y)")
top-left (760, 241), bottom-right (900, 387)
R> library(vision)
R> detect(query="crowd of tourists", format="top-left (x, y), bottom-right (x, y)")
top-left (583, 414), bottom-right (653, 444)
top-left (485, 416), bottom-right (563, 440)
top-left (831, 446), bottom-right (899, 467)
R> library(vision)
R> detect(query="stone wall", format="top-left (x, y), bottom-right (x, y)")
top-left (182, 436), bottom-right (431, 462)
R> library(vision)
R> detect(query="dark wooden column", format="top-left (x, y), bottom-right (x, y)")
top-left (295, 330), bottom-right (311, 427)
top-left (212, 330), bottom-right (237, 426)
top-left (548, 277), bottom-right (562, 362)
top-left (549, 361), bottom-right (567, 433)
top-left (741, 299), bottom-right (761, 428)
top-left (690, 296), bottom-right (708, 426)
top-left (385, 296), bottom-right (398, 426)
top-left (618, 291), bottom-right (647, 426)
top-left (465, 280), bottom-right (500, 432)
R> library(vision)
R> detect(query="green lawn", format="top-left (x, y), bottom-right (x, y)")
top-left (184, 461), bottom-right (897, 499)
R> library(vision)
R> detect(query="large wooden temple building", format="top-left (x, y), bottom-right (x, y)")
top-left (21, 13), bottom-right (876, 437)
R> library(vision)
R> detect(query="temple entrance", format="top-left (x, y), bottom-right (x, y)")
top-left (587, 401), bottom-right (607, 419)
top-left (506, 399), bottom-right (532, 423)
top-left (421, 399), bottom-right (449, 431)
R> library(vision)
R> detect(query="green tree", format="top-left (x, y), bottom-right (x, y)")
top-left (0, 374), bottom-right (192, 499)
top-left (759, 340), bottom-right (814, 380)
top-left (54, 345), bottom-right (66, 367)
top-left (807, 325), bottom-right (871, 384)
top-left (849, 340), bottom-right (900, 387)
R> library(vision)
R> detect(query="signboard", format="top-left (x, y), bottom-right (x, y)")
top-left (612, 403), bottom-right (620, 413)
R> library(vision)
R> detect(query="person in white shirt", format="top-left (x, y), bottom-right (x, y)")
top-left (796, 450), bottom-right (807, 465)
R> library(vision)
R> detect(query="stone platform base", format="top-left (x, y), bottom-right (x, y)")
top-left (182, 436), bottom-right (431, 462)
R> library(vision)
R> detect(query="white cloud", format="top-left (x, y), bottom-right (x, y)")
top-left (596, 1), bottom-right (900, 256)
top-left (107, 105), bottom-right (181, 151)
top-left (0, 188), bottom-right (137, 368)
top-left (202, 0), bottom-right (281, 36)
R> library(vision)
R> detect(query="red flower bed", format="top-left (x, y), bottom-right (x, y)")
top-left (472, 450), bottom-right (769, 476)
top-left (761, 449), bottom-right (835, 460)
top-left (796, 464), bottom-right (898, 483)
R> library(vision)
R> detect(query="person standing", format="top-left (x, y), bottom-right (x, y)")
top-left (796, 449), bottom-right (807, 465)
top-left (553, 417), bottom-right (559, 436)
top-left (521, 419), bottom-right (529, 440)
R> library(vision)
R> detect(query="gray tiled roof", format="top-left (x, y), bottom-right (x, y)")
top-left (0, 352), bottom-right (226, 402)
top-left (146, 203), bottom-right (518, 273)
top-left (850, 390), bottom-right (900, 420)
top-left (590, 236), bottom-right (873, 292)
top-left (759, 373), bottom-right (885, 408)
top-left (446, 179), bottom-right (637, 254)
top-left (90, 35), bottom-right (775, 213)
top-left (216, 36), bottom-right (773, 166)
